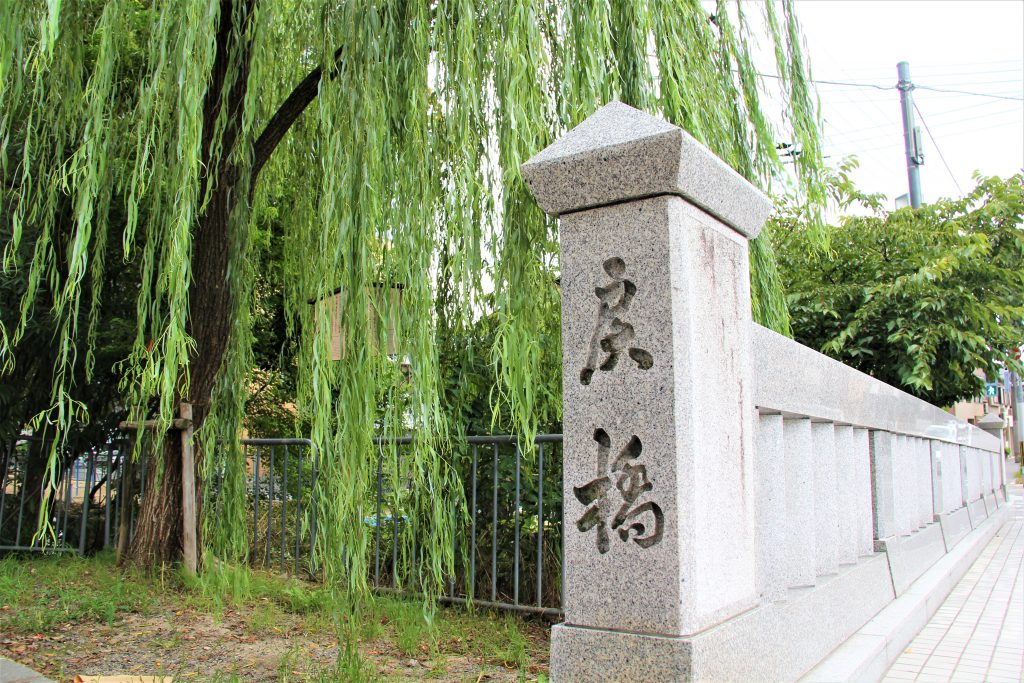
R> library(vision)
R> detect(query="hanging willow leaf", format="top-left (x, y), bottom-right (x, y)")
top-left (1, 0), bottom-right (827, 605)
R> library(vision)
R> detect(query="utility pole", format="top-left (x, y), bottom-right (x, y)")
top-left (1012, 371), bottom-right (1024, 462)
top-left (897, 61), bottom-right (924, 208)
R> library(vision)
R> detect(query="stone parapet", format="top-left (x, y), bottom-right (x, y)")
top-left (521, 101), bottom-right (1007, 682)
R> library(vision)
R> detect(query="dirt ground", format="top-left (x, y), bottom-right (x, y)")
top-left (1, 610), bottom-right (551, 682)
top-left (0, 558), bottom-right (551, 682)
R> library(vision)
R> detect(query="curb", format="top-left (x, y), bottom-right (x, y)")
top-left (801, 493), bottom-right (1016, 682)
top-left (0, 657), bottom-right (55, 683)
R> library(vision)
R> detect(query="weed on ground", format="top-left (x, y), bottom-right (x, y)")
top-left (0, 552), bottom-right (550, 682)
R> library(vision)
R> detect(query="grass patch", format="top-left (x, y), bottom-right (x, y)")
top-left (0, 551), bottom-right (155, 632)
top-left (0, 552), bottom-right (549, 681)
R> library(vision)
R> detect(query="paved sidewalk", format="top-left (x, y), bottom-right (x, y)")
top-left (0, 656), bottom-right (53, 683)
top-left (882, 487), bottom-right (1023, 683)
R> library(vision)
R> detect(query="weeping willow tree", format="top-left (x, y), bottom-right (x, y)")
top-left (0, 0), bottom-right (825, 596)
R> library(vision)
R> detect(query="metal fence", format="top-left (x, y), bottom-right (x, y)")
top-left (449, 434), bottom-right (564, 617)
top-left (238, 438), bottom-right (319, 576)
top-left (0, 436), bottom-right (136, 554)
top-left (368, 434), bottom-right (564, 617)
top-left (3, 432), bottom-right (565, 617)
top-left (243, 434), bottom-right (565, 615)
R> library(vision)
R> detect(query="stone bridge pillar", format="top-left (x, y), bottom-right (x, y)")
top-left (522, 102), bottom-right (773, 681)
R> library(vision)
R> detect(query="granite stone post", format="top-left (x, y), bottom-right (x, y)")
top-left (871, 430), bottom-right (899, 541)
top-left (812, 422), bottom-right (841, 575)
top-left (834, 424), bottom-right (859, 565)
top-left (853, 427), bottom-right (874, 556)
top-left (755, 413), bottom-right (787, 602)
top-left (521, 102), bottom-right (772, 681)
top-left (784, 417), bottom-right (817, 586)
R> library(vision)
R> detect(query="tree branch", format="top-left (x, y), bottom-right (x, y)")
top-left (251, 46), bottom-right (343, 183)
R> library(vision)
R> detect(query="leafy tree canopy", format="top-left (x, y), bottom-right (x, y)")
top-left (772, 167), bottom-right (1024, 407)
top-left (2, 0), bottom-right (827, 600)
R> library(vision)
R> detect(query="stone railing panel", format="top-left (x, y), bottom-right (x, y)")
top-left (755, 413), bottom-right (788, 602)
top-left (783, 416), bottom-right (817, 588)
top-left (752, 326), bottom-right (1001, 452)
top-left (834, 425), bottom-right (859, 566)
top-left (915, 437), bottom-right (934, 529)
top-left (853, 427), bottom-right (874, 556)
top-left (812, 422), bottom-right (841, 576)
top-left (981, 449), bottom-right (993, 494)
top-left (871, 431), bottom-right (898, 542)
top-left (522, 101), bottom-right (1007, 682)
top-left (894, 435), bottom-right (916, 536)
top-left (966, 447), bottom-right (984, 501)
top-left (932, 439), bottom-right (964, 515)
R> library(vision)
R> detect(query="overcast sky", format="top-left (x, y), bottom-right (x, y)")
top-left (790, 0), bottom-right (1024, 207)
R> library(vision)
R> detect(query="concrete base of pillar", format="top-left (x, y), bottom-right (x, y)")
top-left (983, 492), bottom-right (998, 515)
top-left (550, 554), bottom-right (893, 682)
top-left (802, 500), bottom-right (1010, 682)
top-left (877, 523), bottom-right (947, 596)
top-left (967, 497), bottom-right (988, 527)
top-left (938, 506), bottom-right (972, 552)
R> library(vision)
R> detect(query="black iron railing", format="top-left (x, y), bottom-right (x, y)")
top-left (0, 436), bottom-right (139, 554)
top-left (3, 432), bottom-right (565, 617)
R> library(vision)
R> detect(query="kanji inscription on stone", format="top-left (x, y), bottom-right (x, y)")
top-left (580, 257), bottom-right (654, 385)
top-left (574, 428), bottom-right (664, 554)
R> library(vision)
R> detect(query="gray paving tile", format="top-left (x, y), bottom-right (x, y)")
top-left (884, 488), bottom-right (1023, 683)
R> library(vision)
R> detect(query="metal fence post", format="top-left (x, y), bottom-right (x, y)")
top-left (78, 451), bottom-right (95, 555)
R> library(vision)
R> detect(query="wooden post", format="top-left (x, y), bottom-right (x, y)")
top-left (179, 402), bottom-right (198, 576)
top-left (117, 412), bottom-right (195, 570)
top-left (116, 435), bottom-right (135, 562)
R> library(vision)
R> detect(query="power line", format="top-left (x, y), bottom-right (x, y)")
top-left (913, 102), bottom-right (963, 196)
top-left (915, 97), bottom-right (1023, 118)
top-left (755, 72), bottom-right (1024, 101)
top-left (756, 72), bottom-right (892, 90)
top-left (828, 100), bottom-right (1019, 138)
top-left (844, 142), bottom-right (908, 155)
top-left (822, 109), bottom-right (1021, 151)
top-left (811, 44), bottom-right (903, 177)
top-left (927, 78), bottom-right (1023, 87)
top-left (892, 67), bottom-right (1023, 79)
top-left (828, 99), bottom-right (1017, 135)
top-left (914, 85), bottom-right (1023, 101)
top-left (838, 60), bottom-right (1024, 76)
top-left (929, 114), bottom-right (1023, 134)
top-left (926, 119), bottom-right (1024, 137)
top-left (926, 107), bottom-right (1023, 128)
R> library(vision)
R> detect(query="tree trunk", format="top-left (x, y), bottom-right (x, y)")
top-left (126, 0), bottom-right (255, 569)
top-left (123, 0), bottom-right (338, 570)
top-left (126, 434), bottom-right (184, 566)
top-left (115, 443), bottom-right (134, 561)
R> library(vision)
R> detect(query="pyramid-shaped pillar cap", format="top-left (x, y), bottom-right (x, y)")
top-left (976, 412), bottom-right (1004, 430)
top-left (521, 101), bottom-right (772, 239)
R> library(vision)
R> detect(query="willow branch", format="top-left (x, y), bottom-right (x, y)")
top-left (251, 46), bottom-right (343, 182)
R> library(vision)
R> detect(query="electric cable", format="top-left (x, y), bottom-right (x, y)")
top-left (913, 102), bottom-right (964, 196)
top-left (755, 72), bottom-right (1024, 102)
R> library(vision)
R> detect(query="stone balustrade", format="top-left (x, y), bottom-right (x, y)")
top-left (753, 324), bottom-right (1006, 603)
top-left (521, 101), bottom-right (1009, 682)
